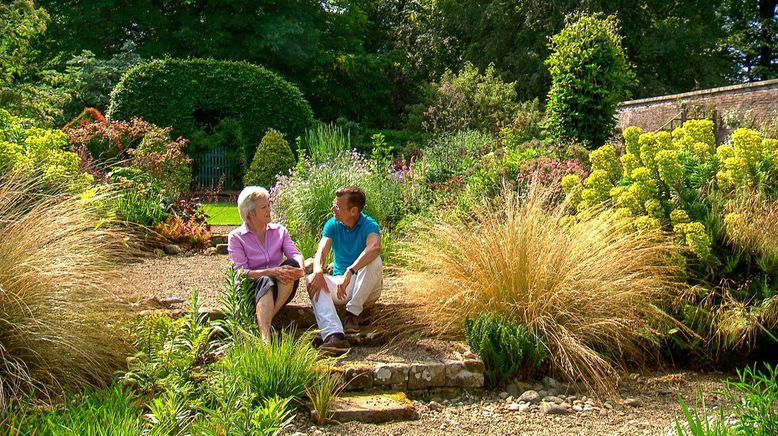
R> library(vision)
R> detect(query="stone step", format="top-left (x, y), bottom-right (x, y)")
top-left (334, 357), bottom-right (484, 392)
top-left (313, 392), bottom-right (417, 424)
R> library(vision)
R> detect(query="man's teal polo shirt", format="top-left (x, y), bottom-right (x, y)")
top-left (322, 212), bottom-right (380, 276)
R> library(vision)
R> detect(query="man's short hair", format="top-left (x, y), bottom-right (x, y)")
top-left (336, 186), bottom-right (366, 212)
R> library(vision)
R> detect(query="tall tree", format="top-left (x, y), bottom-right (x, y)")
top-left (721, 0), bottom-right (778, 81)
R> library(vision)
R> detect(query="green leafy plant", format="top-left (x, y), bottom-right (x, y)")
top-left (675, 364), bottom-right (778, 435)
top-left (218, 265), bottom-right (257, 338)
top-left (3, 385), bottom-right (143, 435)
top-left (244, 129), bottom-right (296, 188)
top-left (545, 12), bottom-right (635, 148)
top-left (464, 313), bottom-right (547, 386)
top-left (675, 387), bottom-right (733, 436)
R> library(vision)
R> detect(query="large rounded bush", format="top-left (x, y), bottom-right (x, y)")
top-left (107, 58), bottom-right (314, 157)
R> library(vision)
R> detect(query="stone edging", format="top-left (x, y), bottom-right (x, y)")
top-left (335, 359), bottom-right (485, 391)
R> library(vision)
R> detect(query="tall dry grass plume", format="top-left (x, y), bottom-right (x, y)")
top-left (399, 184), bottom-right (684, 394)
top-left (0, 171), bottom-right (134, 410)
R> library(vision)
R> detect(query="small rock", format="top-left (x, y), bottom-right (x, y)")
top-left (538, 390), bottom-right (548, 397)
top-left (508, 403), bottom-right (522, 411)
top-left (215, 243), bottom-right (228, 255)
top-left (560, 402), bottom-right (572, 409)
top-left (313, 430), bottom-right (324, 436)
top-left (428, 401), bottom-right (444, 411)
top-left (518, 390), bottom-right (541, 404)
top-left (504, 396), bottom-right (513, 403)
top-left (163, 244), bottom-right (181, 255)
top-left (573, 405), bottom-right (583, 412)
top-left (519, 403), bottom-right (530, 412)
top-left (158, 296), bottom-right (184, 308)
top-left (543, 376), bottom-right (561, 389)
top-left (541, 403), bottom-right (569, 415)
top-left (624, 398), bottom-right (642, 407)
top-left (153, 248), bottom-right (165, 257)
top-left (604, 401), bottom-right (615, 410)
top-left (498, 391), bottom-right (509, 399)
top-left (505, 382), bottom-right (521, 398)
top-left (463, 351), bottom-right (477, 359)
top-left (544, 395), bottom-right (564, 404)
top-left (204, 247), bottom-right (217, 256)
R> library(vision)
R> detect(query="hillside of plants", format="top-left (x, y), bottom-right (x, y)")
top-left (2, 0), bottom-right (778, 434)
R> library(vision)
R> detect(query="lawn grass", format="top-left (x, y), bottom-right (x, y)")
top-left (202, 203), bottom-right (242, 226)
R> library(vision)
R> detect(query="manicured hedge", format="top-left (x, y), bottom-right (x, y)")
top-left (107, 58), bottom-right (313, 153)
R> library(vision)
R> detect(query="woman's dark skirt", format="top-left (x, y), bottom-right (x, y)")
top-left (252, 258), bottom-right (300, 305)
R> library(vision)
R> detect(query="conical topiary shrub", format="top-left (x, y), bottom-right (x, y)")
top-left (244, 129), bottom-right (295, 188)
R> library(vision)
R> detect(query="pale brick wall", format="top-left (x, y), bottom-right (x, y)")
top-left (615, 79), bottom-right (778, 144)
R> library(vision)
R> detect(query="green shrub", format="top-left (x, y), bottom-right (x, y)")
top-left (0, 109), bottom-right (92, 191)
top-left (465, 313), bottom-right (547, 386)
top-left (109, 167), bottom-right (170, 227)
top-left (108, 58), bottom-right (313, 161)
top-left (545, 13), bottom-right (635, 149)
top-left (408, 62), bottom-right (519, 134)
top-left (0, 171), bottom-right (134, 410)
top-left (421, 130), bottom-right (494, 185)
top-left (244, 129), bottom-right (295, 188)
top-left (562, 121), bottom-right (778, 359)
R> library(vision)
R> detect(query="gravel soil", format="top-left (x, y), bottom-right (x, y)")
top-left (292, 371), bottom-right (728, 436)
top-left (113, 251), bottom-right (731, 435)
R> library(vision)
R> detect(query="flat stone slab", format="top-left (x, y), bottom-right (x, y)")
top-left (336, 357), bottom-right (484, 392)
top-left (316, 392), bottom-right (417, 424)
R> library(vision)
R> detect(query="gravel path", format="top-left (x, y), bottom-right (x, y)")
top-left (114, 252), bottom-right (405, 309)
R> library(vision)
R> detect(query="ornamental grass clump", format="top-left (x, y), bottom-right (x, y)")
top-left (0, 171), bottom-right (134, 411)
top-left (399, 184), bottom-right (683, 394)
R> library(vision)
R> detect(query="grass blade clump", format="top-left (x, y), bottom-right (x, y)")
top-left (400, 184), bottom-right (684, 394)
top-left (0, 171), bottom-right (134, 410)
top-left (220, 331), bottom-right (324, 403)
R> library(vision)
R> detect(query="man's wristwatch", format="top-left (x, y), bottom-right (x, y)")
top-left (349, 267), bottom-right (357, 275)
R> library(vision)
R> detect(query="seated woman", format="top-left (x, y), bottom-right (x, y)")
top-left (227, 186), bottom-right (305, 341)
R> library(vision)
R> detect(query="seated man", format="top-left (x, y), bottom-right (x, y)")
top-left (307, 186), bottom-right (383, 355)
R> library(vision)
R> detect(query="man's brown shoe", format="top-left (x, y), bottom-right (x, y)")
top-left (319, 333), bottom-right (350, 356)
top-left (343, 312), bottom-right (360, 333)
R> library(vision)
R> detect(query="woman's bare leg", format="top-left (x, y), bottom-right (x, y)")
top-left (273, 281), bottom-right (294, 316)
top-left (256, 292), bottom-right (275, 342)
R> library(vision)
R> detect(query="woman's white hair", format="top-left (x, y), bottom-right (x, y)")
top-left (237, 186), bottom-right (270, 223)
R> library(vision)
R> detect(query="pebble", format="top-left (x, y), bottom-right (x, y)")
top-left (541, 403), bottom-right (569, 415)
top-left (519, 403), bottom-right (530, 412)
top-left (624, 398), bottom-right (642, 407)
top-left (504, 396), bottom-right (513, 403)
top-left (499, 391), bottom-right (509, 399)
top-left (543, 376), bottom-right (561, 389)
top-left (428, 401), bottom-right (444, 411)
top-left (508, 403), bottom-right (522, 411)
top-left (518, 390), bottom-right (541, 404)
top-left (544, 395), bottom-right (564, 404)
